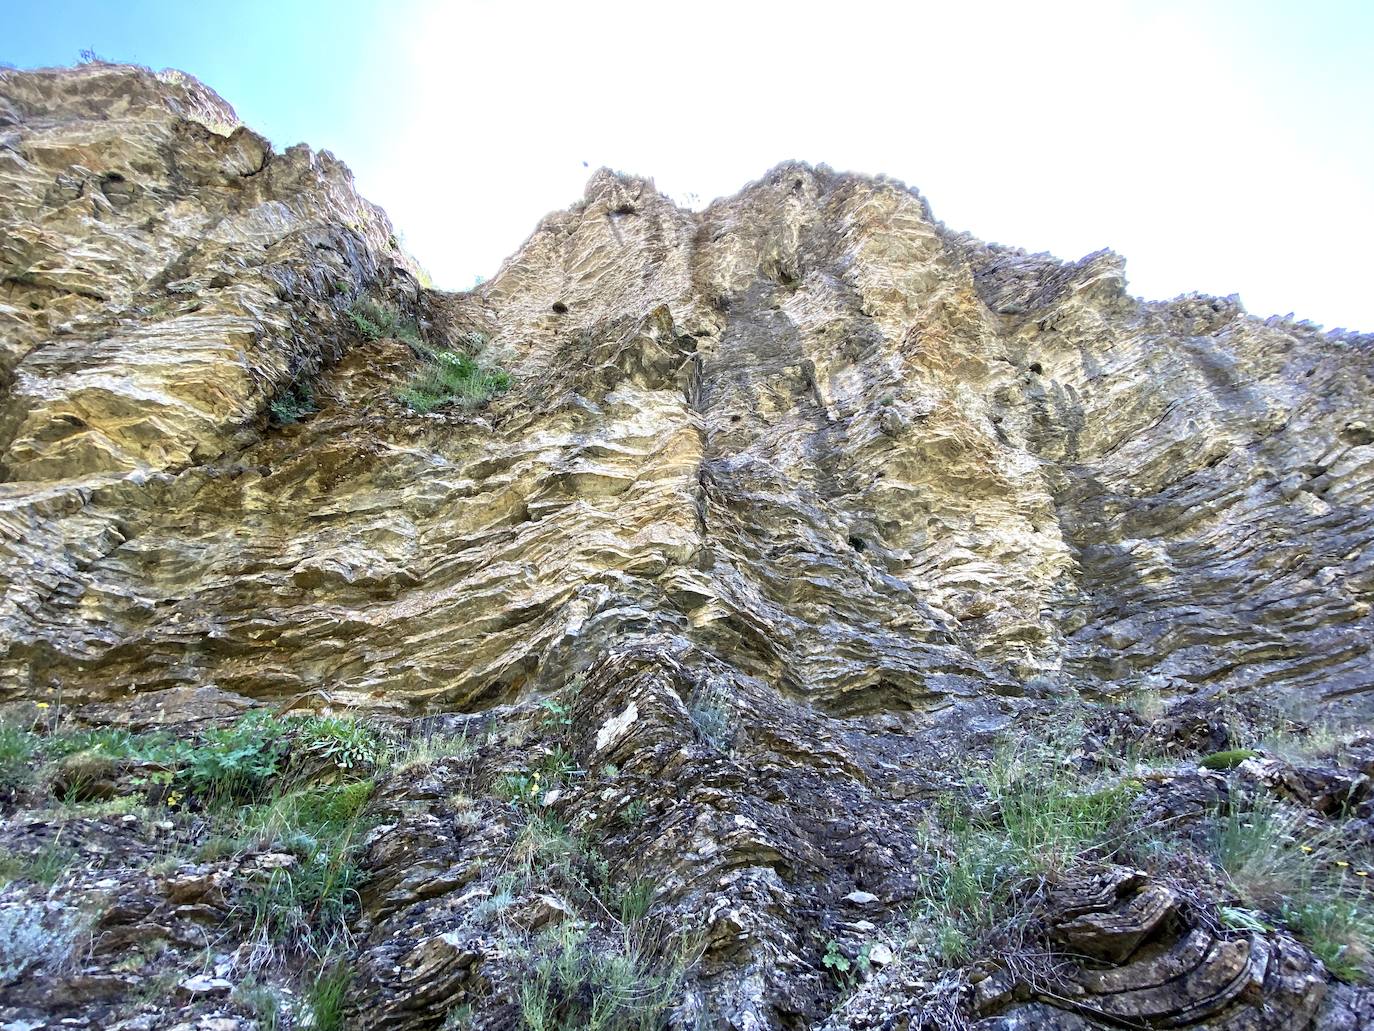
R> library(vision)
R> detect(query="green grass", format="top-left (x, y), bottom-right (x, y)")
top-left (1283, 893), bottom-right (1374, 981)
top-left (0, 837), bottom-right (79, 887)
top-left (397, 349), bottom-right (510, 414)
top-left (389, 725), bottom-right (474, 771)
top-left (347, 299), bottom-right (422, 347)
top-left (1214, 795), bottom-right (1373, 981)
top-left (347, 297), bottom-right (512, 414)
top-left (517, 923), bottom-right (683, 1031)
top-left (0, 725), bottom-right (38, 793)
top-left (229, 780), bottom-right (375, 962)
top-left (306, 960), bottom-right (352, 1031)
top-left (979, 732), bottom-right (1137, 873)
top-left (908, 727), bottom-right (1139, 968)
top-left (232, 977), bottom-right (284, 1031)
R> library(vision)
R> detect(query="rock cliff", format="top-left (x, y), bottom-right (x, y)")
top-left (1, 63), bottom-right (1372, 1031)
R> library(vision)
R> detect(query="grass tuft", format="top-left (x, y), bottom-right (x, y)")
top-left (1214, 795), bottom-right (1373, 981)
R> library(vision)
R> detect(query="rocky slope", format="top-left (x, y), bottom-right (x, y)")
top-left (1, 63), bottom-right (1372, 1031)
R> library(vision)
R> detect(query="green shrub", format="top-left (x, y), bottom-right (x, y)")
top-left (909, 820), bottom-right (1019, 966)
top-left (269, 380), bottom-right (316, 425)
top-left (347, 299), bottom-right (421, 346)
top-left (295, 715), bottom-right (382, 773)
top-left (688, 696), bottom-right (731, 752)
top-left (396, 349), bottom-right (510, 414)
top-left (180, 713), bottom-right (290, 803)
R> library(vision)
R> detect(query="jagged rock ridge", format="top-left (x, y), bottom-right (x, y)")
top-left (1, 63), bottom-right (1372, 1031)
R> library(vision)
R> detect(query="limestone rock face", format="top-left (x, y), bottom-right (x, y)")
top-left (4, 67), bottom-right (1371, 715)
top-left (2, 64), bottom-right (1373, 1031)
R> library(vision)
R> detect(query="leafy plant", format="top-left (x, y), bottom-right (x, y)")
top-left (620, 799), bottom-right (648, 827)
top-left (269, 379), bottom-right (316, 425)
top-left (822, 939), bottom-right (851, 982)
top-left (179, 713), bottom-right (289, 803)
top-left (295, 715), bottom-right (382, 773)
top-left (396, 349), bottom-right (510, 414)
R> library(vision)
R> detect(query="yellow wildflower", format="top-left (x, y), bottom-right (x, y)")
top-left (1300, 845), bottom-right (1314, 853)
top-left (35, 702), bottom-right (49, 709)
top-left (1335, 860), bottom-right (1350, 868)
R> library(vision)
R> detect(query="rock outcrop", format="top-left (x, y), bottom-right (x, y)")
top-left (1, 63), bottom-right (1372, 1031)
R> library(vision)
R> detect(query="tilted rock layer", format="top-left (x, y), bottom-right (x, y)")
top-left (2, 64), bottom-right (1373, 1029)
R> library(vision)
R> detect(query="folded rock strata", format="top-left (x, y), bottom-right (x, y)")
top-left (2, 63), bottom-right (1373, 1030)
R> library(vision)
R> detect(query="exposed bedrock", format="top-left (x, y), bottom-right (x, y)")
top-left (1, 63), bottom-right (1372, 1030)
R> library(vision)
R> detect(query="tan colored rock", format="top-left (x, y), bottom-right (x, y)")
top-left (2, 62), bottom-right (1373, 1031)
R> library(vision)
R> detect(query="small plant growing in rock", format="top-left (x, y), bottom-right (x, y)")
top-left (620, 798), bottom-right (648, 827)
top-left (269, 378), bottom-right (316, 425)
top-left (1214, 795), bottom-right (1373, 981)
top-left (347, 299), bottom-right (422, 347)
top-left (689, 693), bottom-right (733, 752)
top-left (822, 939), bottom-right (851, 982)
top-left (306, 960), bottom-right (352, 1031)
top-left (296, 714), bottom-right (382, 772)
top-left (396, 349), bottom-right (511, 414)
top-left (0, 725), bottom-right (37, 795)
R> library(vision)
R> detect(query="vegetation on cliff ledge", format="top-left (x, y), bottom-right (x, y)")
top-left (348, 299), bottom-right (511, 414)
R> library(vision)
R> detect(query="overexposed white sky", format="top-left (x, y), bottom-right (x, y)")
top-left (344, 0), bottom-right (1371, 330)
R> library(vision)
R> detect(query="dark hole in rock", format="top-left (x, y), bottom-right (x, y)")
top-left (1029, 362), bottom-right (1043, 375)
top-left (848, 535), bottom-right (866, 552)
top-left (612, 204), bottom-right (635, 216)
top-left (104, 172), bottom-right (125, 183)
top-left (551, 301), bottom-right (568, 314)
top-left (730, 415), bottom-right (741, 424)
top-left (1304, 368), bottom-right (1315, 378)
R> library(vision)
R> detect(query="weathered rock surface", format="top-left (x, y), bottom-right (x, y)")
top-left (2, 63), bottom-right (1373, 1030)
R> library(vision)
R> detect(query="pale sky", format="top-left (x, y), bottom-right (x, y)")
top-left (11, 1), bottom-right (1374, 329)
